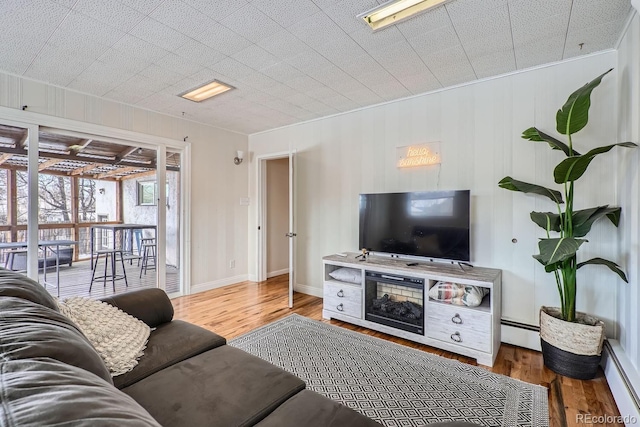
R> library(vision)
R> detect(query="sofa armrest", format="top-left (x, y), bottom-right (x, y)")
top-left (101, 288), bottom-right (173, 328)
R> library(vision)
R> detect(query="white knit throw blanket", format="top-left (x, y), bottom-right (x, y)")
top-left (57, 297), bottom-right (150, 376)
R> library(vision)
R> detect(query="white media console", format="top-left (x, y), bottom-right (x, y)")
top-left (322, 253), bottom-right (502, 366)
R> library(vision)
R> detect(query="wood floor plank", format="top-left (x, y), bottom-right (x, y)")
top-left (171, 275), bottom-right (623, 427)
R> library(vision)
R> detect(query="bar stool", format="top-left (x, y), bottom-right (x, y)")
top-left (90, 249), bottom-right (128, 292)
top-left (139, 238), bottom-right (156, 278)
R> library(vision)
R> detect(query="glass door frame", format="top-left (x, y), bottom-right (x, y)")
top-left (0, 106), bottom-right (190, 297)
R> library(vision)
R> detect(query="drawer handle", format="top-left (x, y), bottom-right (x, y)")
top-left (451, 314), bottom-right (463, 324)
top-left (337, 303), bottom-right (344, 311)
top-left (450, 332), bottom-right (462, 343)
top-left (337, 290), bottom-right (344, 297)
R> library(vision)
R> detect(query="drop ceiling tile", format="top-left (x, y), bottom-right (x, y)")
top-left (138, 65), bottom-right (184, 88)
top-left (395, 5), bottom-right (452, 39)
top-left (158, 52), bottom-right (208, 77)
top-left (174, 40), bottom-right (228, 69)
top-left (197, 25), bottom-right (253, 56)
top-left (73, 0), bottom-right (145, 32)
top-left (251, 0), bottom-right (321, 28)
top-left (220, 5), bottom-right (283, 43)
top-left (420, 44), bottom-right (476, 80)
top-left (444, 0), bottom-right (508, 20)
top-left (68, 75), bottom-right (121, 95)
top-left (0, 46), bottom-right (39, 75)
top-left (288, 11), bottom-right (348, 48)
top-left (341, 87), bottom-right (382, 106)
top-left (232, 45), bottom-right (279, 70)
top-left (407, 24), bottom-right (460, 58)
top-left (349, 26), bottom-right (407, 52)
top-left (564, 18), bottom-right (628, 58)
top-left (284, 74), bottom-right (326, 92)
top-left (568, 0), bottom-right (633, 30)
top-left (50, 0), bottom-right (76, 7)
top-left (47, 11), bottom-right (125, 52)
top-left (209, 57), bottom-right (256, 80)
top-left (257, 30), bottom-right (309, 61)
top-left (322, 0), bottom-right (379, 34)
top-left (510, 10), bottom-right (570, 46)
top-left (112, 35), bottom-right (170, 64)
top-left (364, 40), bottom-right (423, 71)
top-left (470, 49), bottom-right (516, 79)
top-left (284, 50), bottom-right (333, 74)
top-left (98, 48), bottom-right (153, 75)
top-left (260, 62), bottom-right (305, 83)
top-left (25, 46), bottom-right (94, 86)
top-left (451, 4), bottom-right (512, 45)
top-left (397, 72), bottom-right (442, 95)
top-left (313, 38), bottom-right (368, 65)
top-left (325, 76), bottom-right (370, 95)
top-left (307, 65), bottom-right (356, 88)
top-left (514, 36), bottom-right (565, 69)
top-left (150, 1), bottom-right (215, 38)
top-left (117, 0), bottom-right (165, 15)
top-left (283, 92), bottom-right (317, 107)
top-left (339, 54), bottom-right (384, 78)
top-left (182, 0), bottom-right (249, 21)
top-left (128, 18), bottom-right (191, 51)
top-left (261, 82), bottom-right (299, 98)
top-left (236, 71), bottom-right (281, 90)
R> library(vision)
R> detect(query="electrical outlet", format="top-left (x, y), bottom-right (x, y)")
top-left (229, 260), bottom-right (236, 269)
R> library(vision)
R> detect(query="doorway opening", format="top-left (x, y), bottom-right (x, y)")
top-left (256, 151), bottom-right (295, 307)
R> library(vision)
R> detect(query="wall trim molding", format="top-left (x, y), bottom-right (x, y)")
top-left (294, 283), bottom-right (323, 298)
top-left (191, 275), bottom-right (248, 295)
top-left (268, 268), bottom-right (290, 279)
top-left (602, 340), bottom-right (640, 423)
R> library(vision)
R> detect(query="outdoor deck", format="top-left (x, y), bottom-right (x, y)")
top-left (37, 259), bottom-right (180, 300)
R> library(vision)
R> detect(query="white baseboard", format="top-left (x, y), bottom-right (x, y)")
top-left (294, 283), bottom-right (323, 298)
top-left (190, 274), bottom-right (248, 294)
top-left (267, 268), bottom-right (289, 278)
top-left (602, 340), bottom-right (640, 425)
top-left (500, 323), bottom-right (541, 351)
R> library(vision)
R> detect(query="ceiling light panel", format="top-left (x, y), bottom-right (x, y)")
top-left (180, 80), bottom-right (235, 102)
top-left (360, 0), bottom-right (453, 31)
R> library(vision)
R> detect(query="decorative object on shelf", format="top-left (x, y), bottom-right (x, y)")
top-left (355, 248), bottom-right (369, 261)
top-left (233, 150), bottom-right (244, 165)
top-left (498, 68), bottom-right (637, 379)
top-left (428, 281), bottom-right (489, 307)
top-left (328, 267), bottom-right (362, 284)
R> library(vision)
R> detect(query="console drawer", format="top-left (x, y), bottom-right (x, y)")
top-left (427, 303), bottom-right (491, 352)
top-left (324, 283), bottom-right (362, 318)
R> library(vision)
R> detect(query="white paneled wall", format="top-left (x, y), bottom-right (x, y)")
top-left (617, 13), bottom-right (640, 371)
top-left (249, 52), bottom-right (626, 337)
top-left (0, 72), bottom-right (249, 291)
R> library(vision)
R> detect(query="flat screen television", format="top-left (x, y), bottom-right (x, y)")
top-left (359, 190), bottom-right (470, 262)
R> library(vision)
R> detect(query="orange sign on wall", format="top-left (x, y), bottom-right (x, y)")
top-left (396, 143), bottom-right (441, 168)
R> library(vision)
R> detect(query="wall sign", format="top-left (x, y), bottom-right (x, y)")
top-left (396, 142), bottom-right (441, 168)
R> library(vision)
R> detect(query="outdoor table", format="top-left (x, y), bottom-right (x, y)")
top-left (89, 224), bottom-right (157, 269)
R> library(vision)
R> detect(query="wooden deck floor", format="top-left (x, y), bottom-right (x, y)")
top-left (172, 274), bottom-right (623, 427)
top-left (39, 259), bottom-right (180, 299)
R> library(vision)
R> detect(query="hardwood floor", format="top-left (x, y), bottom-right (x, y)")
top-left (171, 275), bottom-right (623, 427)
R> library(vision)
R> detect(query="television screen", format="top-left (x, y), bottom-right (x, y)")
top-left (359, 190), bottom-right (470, 262)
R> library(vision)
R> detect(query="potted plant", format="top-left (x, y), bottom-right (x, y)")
top-left (498, 68), bottom-right (637, 380)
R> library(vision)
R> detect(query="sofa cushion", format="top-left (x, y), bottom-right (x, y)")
top-left (0, 358), bottom-right (161, 426)
top-left (0, 297), bottom-right (112, 384)
top-left (255, 389), bottom-right (382, 427)
top-left (0, 268), bottom-right (59, 311)
top-left (102, 288), bottom-right (174, 328)
top-left (114, 319), bottom-right (226, 389)
top-left (123, 345), bottom-right (305, 427)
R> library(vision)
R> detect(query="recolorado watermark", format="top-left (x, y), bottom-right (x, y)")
top-left (576, 413), bottom-right (637, 424)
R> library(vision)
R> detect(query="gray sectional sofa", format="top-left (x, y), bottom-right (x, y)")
top-left (0, 268), bottom-right (478, 427)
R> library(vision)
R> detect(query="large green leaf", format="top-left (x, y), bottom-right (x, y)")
top-left (556, 69), bottom-right (612, 136)
top-left (572, 206), bottom-right (621, 237)
top-left (498, 177), bottom-right (563, 204)
top-left (577, 257), bottom-right (628, 283)
top-left (522, 127), bottom-right (580, 156)
top-left (553, 142), bottom-right (637, 184)
top-left (530, 211), bottom-right (561, 232)
top-left (533, 237), bottom-right (586, 265)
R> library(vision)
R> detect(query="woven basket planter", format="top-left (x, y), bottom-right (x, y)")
top-left (539, 306), bottom-right (605, 380)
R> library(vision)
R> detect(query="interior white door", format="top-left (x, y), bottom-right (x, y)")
top-left (287, 151), bottom-right (296, 308)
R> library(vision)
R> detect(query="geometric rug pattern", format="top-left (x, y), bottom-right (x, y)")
top-left (230, 314), bottom-right (549, 427)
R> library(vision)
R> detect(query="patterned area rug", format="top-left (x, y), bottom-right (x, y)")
top-left (230, 314), bottom-right (548, 427)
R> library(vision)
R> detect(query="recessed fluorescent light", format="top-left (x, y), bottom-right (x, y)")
top-left (179, 80), bottom-right (235, 102)
top-left (359, 0), bottom-right (453, 31)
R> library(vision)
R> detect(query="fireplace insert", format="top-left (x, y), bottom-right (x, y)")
top-left (364, 271), bottom-right (424, 335)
